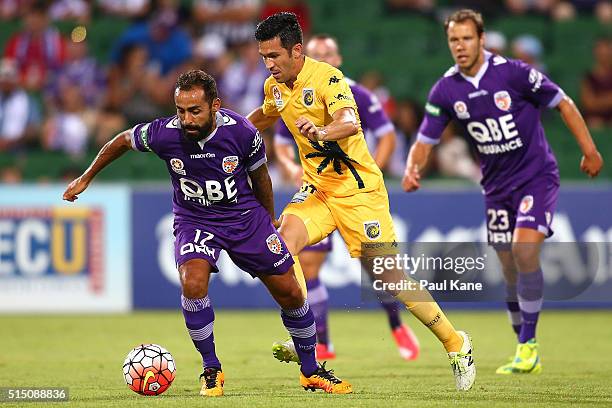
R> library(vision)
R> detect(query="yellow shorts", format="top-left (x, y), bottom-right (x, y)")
top-left (282, 182), bottom-right (397, 257)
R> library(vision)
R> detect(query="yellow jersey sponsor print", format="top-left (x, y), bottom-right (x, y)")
top-left (263, 57), bottom-right (383, 197)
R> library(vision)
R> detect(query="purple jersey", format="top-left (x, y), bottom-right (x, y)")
top-left (418, 52), bottom-right (563, 197)
top-left (131, 109), bottom-right (267, 225)
top-left (274, 78), bottom-right (394, 151)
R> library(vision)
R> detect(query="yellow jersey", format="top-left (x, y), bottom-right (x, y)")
top-left (263, 56), bottom-right (383, 197)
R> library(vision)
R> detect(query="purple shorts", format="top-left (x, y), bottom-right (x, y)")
top-left (485, 174), bottom-right (559, 245)
top-left (173, 207), bottom-right (294, 277)
top-left (302, 235), bottom-right (333, 252)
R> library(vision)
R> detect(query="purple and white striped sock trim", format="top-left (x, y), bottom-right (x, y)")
top-left (187, 321), bottom-right (214, 341)
top-left (307, 285), bottom-right (328, 305)
top-left (181, 295), bottom-right (211, 312)
top-left (283, 301), bottom-right (310, 318)
top-left (518, 296), bottom-right (543, 314)
top-left (287, 323), bottom-right (316, 339)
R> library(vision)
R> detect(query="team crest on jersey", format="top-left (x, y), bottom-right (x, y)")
top-left (453, 101), bottom-right (470, 119)
top-left (222, 156), bottom-right (239, 174)
top-left (266, 233), bottom-right (283, 254)
top-left (170, 158), bottom-right (186, 175)
top-left (364, 221), bottom-right (381, 240)
top-left (494, 91), bottom-right (512, 111)
top-left (519, 195), bottom-right (534, 214)
top-left (303, 88), bottom-right (314, 107)
top-left (272, 85), bottom-right (283, 108)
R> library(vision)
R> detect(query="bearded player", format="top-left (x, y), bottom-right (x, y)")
top-left (63, 70), bottom-right (352, 395)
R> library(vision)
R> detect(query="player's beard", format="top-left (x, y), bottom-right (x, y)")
top-left (182, 112), bottom-right (215, 142)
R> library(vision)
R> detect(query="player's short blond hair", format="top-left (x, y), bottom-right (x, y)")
top-left (444, 9), bottom-right (485, 37)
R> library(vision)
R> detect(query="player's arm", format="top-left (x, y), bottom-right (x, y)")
top-left (402, 141), bottom-right (434, 192)
top-left (556, 96), bottom-right (603, 177)
top-left (63, 130), bottom-right (132, 201)
top-left (247, 106), bottom-right (278, 132)
top-left (248, 163), bottom-right (275, 220)
top-left (296, 107), bottom-right (358, 142)
top-left (373, 130), bottom-right (396, 170)
top-left (275, 142), bottom-right (303, 188)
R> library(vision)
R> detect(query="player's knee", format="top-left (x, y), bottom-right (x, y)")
top-left (511, 244), bottom-right (540, 272)
top-left (179, 266), bottom-right (208, 298)
top-left (279, 284), bottom-right (305, 310)
top-left (278, 215), bottom-right (309, 255)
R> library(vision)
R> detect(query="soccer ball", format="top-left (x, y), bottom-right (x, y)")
top-left (122, 344), bottom-right (176, 396)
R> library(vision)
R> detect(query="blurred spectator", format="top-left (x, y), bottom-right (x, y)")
top-left (387, 99), bottom-right (421, 178)
top-left (3, 0), bottom-right (67, 91)
top-left (512, 34), bottom-right (546, 72)
top-left (104, 44), bottom-right (167, 129)
top-left (0, 0), bottom-right (21, 20)
top-left (193, 0), bottom-right (262, 48)
top-left (595, 0), bottom-right (612, 23)
top-left (580, 37), bottom-right (612, 129)
top-left (551, 1), bottom-right (577, 20)
top-left (49, 0), bottom-right (91, 23)
top-left (191, 33), bottom-right (232, 78)
top-left (111, 8), bottom-right (192, 77)
top-left (485, 30), bottom-right (507, 55)
top-left (219, 41), bottom-right (268, 115)
top-left (505, 0), bottom-right (559, 15)
top-left (43, 82), bottom-right (94, 157)
top-left (360, 70), bottom-right (397, 118)
top-left (0, 165), bottom-right (23, 184)
top-left (0, 59), bottom-right (38, 152)
top-left (385, 0), bottom-right (435, 14)
top-left (97, 0), bottom-right (150, 19)
top-left (45, 37), bottom-right (106, 112)
top-left (260, 0), bottom-right (311, 36)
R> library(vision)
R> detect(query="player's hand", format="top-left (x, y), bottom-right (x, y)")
top-left (273, 214), bottom-right (284, 229)
top-left (580, 150), bottom-right (603, 178)
top-left (296, 116), bottom-right (320, 141)
top-left (63, 176), bottom-right (90, 202)
top-left (401, 165), bottom-right (421, 192)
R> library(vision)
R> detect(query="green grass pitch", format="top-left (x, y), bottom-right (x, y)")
top-left (1, 310), bottom-right (611, 407)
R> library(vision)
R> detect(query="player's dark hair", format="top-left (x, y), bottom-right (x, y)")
top-left (444, 9), bottom-right (485, 37)
top-left (254, 12), bottom-right (303, 52)
top-left (175, 70), bottom-right (218, 105)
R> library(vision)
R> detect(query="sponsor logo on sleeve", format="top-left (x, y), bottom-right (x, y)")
top-left (222, 156), bottom-right (239, 174)
top-left (170, 158), bottom-right (186, 175)
top-left (494, 91), bottom-right (512, 111)
top-left (363, 220), bottom-right (381, 240)
top-left (425, 102), bottom-right (441, 116)
top-left (453, 101), bottom-right (470, 119)
top-left (528, 68), bottom-right (543, 93)
top-left (328, 75), bottom-right (341, 85)
top-left (140, 123), bottom-right (151, 151)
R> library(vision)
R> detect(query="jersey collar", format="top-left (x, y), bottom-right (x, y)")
top-left (197, 111), bottom-right (224, 150)
top-left (458, 50), bottom-right (492, 89)
top-left (293, 56), bottom-right (313, 88)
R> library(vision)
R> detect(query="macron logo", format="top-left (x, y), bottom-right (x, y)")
top-left (190, 153), bottom-right (216, 159)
